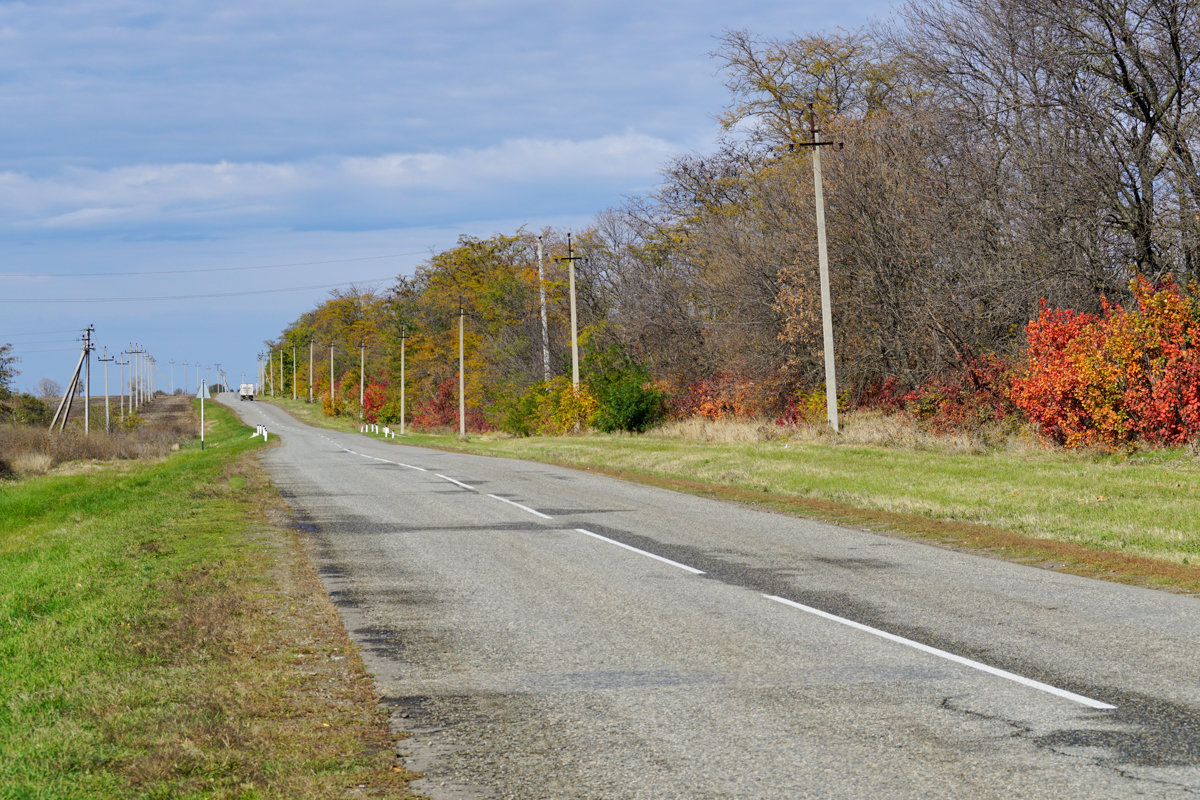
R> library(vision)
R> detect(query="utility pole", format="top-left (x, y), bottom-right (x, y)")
top-left (215, 363), bottom-right (223, 395)
top-left (170, 359), bottom-right (175, 395)
top-left (359, 340), bottom-right (365, 420)
top-left (558, 233), bottom-right (583, 388)
top-left (400, 327), bottom-right (408, 434)
top-left (50, 333), bottom-right (89, 432)
top-left (308, 338), bottom-right (314, 403)
top-left (182, 360), bottom-right (189, 395)
top-left (98, 347), bottom-right (113, 434)
top-left (458, 300), bottom-right (466, 438)
top-left (292, 344), bottom-right (297, 401)
top-left (130, 343), bottom-right (139, 410)
top-left (329, 343), bottom-right (335, 407)
top-left (537, 236), bottom-right (551, 382)
top-left (83, 325), bottom-right (93, 434)
top-left (117, 353), bottom-right (128, 422)
top-left (793, 103), bottom-right (842, 433)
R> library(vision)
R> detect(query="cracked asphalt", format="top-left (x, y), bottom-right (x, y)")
top-left (222, 394), bottom-right (1200, 799)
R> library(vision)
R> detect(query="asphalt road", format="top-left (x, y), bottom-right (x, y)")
top-left (221, 394), bottom-right (1200, 799)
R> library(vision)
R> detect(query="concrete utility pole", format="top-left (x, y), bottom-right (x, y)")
top-left (794, 103), bottom-right (842, 433)
top-left (170, 359), bottom-right (175, 395)
top-left (359, 340), bottom-right (365, 420)
top-left (458, 301), bottom-right (466, 438)
top-left (399, 326), bottom-right (407, 435)
top-left (537, 236), bottom-right (551, 382)
top-left (308, 338), bottom-right (314, 403)
top-left (558, 234), bottom-right (583, 388)
top-left (182, 360), bottom-right (189, 395)
top-left (98, 347), bottom-right (114, 434)
top-left (329, 344), bottom-right (335, 406)
top-left (117, 353), bottom-right (128, 422)
top-left (292, 344), bottom-right (297, 401)
top-left (50, 332), bottom-right (90, 432)
top-left (130, 343), bottom-right (139, 409)
top-left (83, 325), bottom-right (93, 435)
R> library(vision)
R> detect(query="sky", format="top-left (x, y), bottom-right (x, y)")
top-left (0, 0), bottom-right (894, 395)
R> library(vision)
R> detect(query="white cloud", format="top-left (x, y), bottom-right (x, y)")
top-left (0, 132), bottom-right (682, 234)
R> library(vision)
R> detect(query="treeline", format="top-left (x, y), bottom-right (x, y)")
top-left (266, 0), bottom-right (1200, 444)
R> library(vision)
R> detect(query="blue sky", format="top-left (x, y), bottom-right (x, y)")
top-left (0, 0), bottom-right (893, 394)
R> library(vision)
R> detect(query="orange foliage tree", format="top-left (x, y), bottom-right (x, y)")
top-left (1012, 276), bottom-right (1200, 447)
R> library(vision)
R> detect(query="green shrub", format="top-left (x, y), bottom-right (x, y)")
top-left (584, 343), bottom-right (664, 433)
top-left (0, 393), bottom-right (51, 426)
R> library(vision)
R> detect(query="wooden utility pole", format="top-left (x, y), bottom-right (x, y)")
top-left (793, 104), bottom-right (842, 433)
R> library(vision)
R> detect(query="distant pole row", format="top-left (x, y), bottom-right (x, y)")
top-left (48, 328), bottom-right (172, 434)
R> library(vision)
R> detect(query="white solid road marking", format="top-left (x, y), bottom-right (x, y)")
top-left (764, 595), bottom-right (1116, 710)
top-left (436, 473), bottom-right (476, 491)
top-left (575, 528), bottom-right (705, 575)
top-left (488, 494), bottom-right (552, 519)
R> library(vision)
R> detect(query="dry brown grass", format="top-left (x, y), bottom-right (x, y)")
top-left (650, 410), bottom-right (1043, 455)
top-left (0, 394), bottom-right (197, 477)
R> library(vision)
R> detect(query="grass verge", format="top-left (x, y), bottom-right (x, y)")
top-left (259, 396), bottom-right (1200, 594)
top-left (0, 400), bottom-right (415, 799)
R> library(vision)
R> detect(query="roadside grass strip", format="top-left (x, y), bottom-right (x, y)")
top-left (0, 402), bottom-right (415, 799)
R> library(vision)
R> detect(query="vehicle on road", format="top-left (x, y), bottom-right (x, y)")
top-left (239, 383), bottom-right (255, 401)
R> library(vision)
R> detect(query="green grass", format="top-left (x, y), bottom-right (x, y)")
top-left (0, 401), bottom-right (413, 799)
top-left (259, 396), bottom-right (1200, 586)
top-left (413, 434), bottom-right (1200, 562)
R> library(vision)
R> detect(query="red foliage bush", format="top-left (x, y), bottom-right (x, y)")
top-left (410, 377), bottom-right (490, 432)
top-left (857, 376), bottom-right (904, 412)
top-left (1011, 276), bottom-right (1200, 447)
top-left (902, 352), bottom-right (1016, 432)
top-left (362, 380), bottom-right (388, 423)
top-left (670, 372), bottom-right (766, 420)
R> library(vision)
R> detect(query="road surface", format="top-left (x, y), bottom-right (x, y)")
top-left (221, 395), bottom-right (1200, 799)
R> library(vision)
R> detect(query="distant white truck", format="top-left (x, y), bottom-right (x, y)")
top-left (239, 383), bottom-right (255, 401)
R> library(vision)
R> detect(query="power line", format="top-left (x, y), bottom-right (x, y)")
top-left (0, 329), bottom-right (81, 338)
top-left (0, 251), bottom-right (430, 279)
top-left (0, 276), bottom-right (397, 303)
top-left (0, 338), bottom-right (81, 346)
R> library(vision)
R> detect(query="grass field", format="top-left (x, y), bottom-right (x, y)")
top-left (259, 395), bottom-right (1200, 593)
top-left (0, 399), bottom-right (414, 799)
